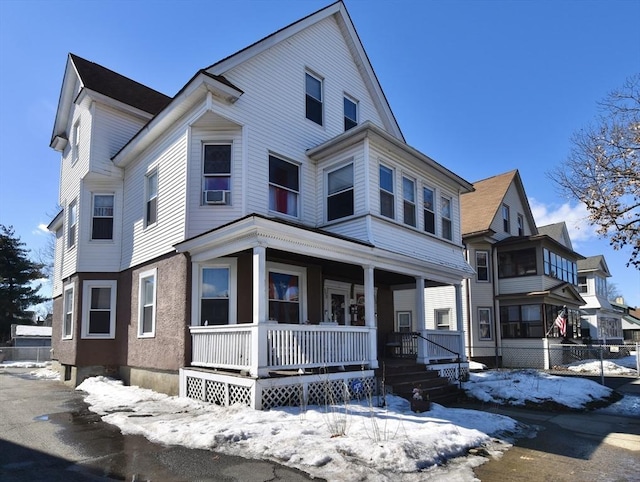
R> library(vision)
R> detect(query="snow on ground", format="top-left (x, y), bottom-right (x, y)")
top-left (563, 351), bottom-right (638, 376)
top-left (0, 360), bottom-right (51, 370)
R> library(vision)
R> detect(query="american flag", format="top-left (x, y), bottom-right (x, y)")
top-left (554, 308), bottom-right (567, 337)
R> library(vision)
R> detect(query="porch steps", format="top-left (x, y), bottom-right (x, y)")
top-left (376, 361), bottom-right (461, 408)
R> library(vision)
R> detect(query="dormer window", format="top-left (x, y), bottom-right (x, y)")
top-left (502, 204), bottom-right (510, 233)
top-left (344, 95), bottom-right (357, 131)
top-left (305, 72), bottom-right (323, 126)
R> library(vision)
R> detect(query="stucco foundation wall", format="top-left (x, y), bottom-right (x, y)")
top-left (120, 366), bottom-right (179, 396)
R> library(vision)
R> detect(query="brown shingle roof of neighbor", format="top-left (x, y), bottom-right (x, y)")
top-left (70, 54), bottom-right (172, 115)
top-left (461, 170), bottom-right (518, 236)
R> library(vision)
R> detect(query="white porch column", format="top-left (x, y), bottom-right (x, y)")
top-left (455, 283), bottom-right (467, 362)
top-left (364, 265), bottom-right (378, 368)
top-left (415, 276), bottom-right (429, 365)
top-left (251, 246), bottom-right (269, 377)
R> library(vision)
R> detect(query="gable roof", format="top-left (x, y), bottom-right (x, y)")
top-left (578, 254), bottom-right (611, 277)
top-left (538, 222), bottom-right (573, 251)
top-left (461, 170), bottom-right (537, 237)
top-left (205, 1), bottom-right (403, 141)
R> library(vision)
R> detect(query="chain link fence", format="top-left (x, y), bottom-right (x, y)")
top-left (0, 346), bottom-right (52, 363)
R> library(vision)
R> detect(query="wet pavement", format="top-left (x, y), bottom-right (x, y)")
top-left (0, 368), bottom-right (316, 481)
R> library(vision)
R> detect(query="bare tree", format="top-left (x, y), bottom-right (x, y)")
top-left (550, 74), bottom-right (640, 268)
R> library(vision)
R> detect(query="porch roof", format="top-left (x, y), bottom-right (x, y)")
top-left (175, 214), bottom-right (472, 283)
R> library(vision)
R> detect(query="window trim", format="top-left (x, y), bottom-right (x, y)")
top-left (91, 193), bottom-right (114, 241)
top-left (268, 154), bottom-right (300, 218)
top-left (440, 195), bottom-right (452, 240)
top-left (326, 161), bottom-right (355, 222)
top-left (192, 259), bottom-right (237, 326)
top-left (343, 94), bottom-right (358, 131)
top-left (422, 185), bottom-right (436, 235)
top-left (67, 200), bottom-right (77, 249)
top-left (72, 120), bottom-right (80, 164)
top-left (397, 311), bottom-right (412, 332)
top-left (475, 250), bottom-right (490, 282)
top-left (502, 204), bottom-right (511, 233)
top-left (62, 283), bottom-right (74, 340)
top-left (305, 71), bottom-right (323, 126)
top-left (435, 309), bottom-right (451, 330)
top-left (267, 262), bottom-right (307, 324)
top-left (202, 143), bottom-right (232, 206)
top-left (145, 170), bottom-right (158, 228)
top-left (81, 279), bottom-right (117, 339)
top-left (517, 213), bottom-right (524, 236)
top-left (402, 175), bottom-right (417, 227)
top-left (478, 307), bottom-right (493, 341)
top-left (137, 268), bottom-right (157, 338)
top-left (379, 163), bottom-right (395, 219)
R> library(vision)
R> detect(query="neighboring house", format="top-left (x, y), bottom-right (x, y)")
top-left (611, 298), bottom-right (640, 343)
top-left (47, 2), bottom-right (474, 409)
top-left (10, 324), bottom-right (52, 347)
top-left (577, 256), bottom-right (623, 343)
top-left (460, 170), bottom-right (585, 368)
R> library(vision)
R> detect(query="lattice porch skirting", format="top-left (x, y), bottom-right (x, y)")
top-left (430, 362), bottom-right (469, 383)
top-left (180, 368), bottom-right (376, 410)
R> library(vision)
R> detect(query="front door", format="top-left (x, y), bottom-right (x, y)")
top-left (325, 281), bottom-right (350, 325)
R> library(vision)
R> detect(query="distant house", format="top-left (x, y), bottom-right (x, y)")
top-left (610, 298), bottom-right (638, 343)
top-left (47, 2), bottom-right (474, 408)
top-left (11, 324), bottom-right (52, 347)
top-left (460, 170), bottom-right (586, 368)
top-left (577, 256), bottom-right (623, 343)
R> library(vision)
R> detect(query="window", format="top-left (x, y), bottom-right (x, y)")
top-left (379, 165), bottom-right (394, 219)
top-left (517, 214), bottom-right (524, 236)
top-left (478, 307), bottom-right (492, 340)
top-left (441, 196), bottom-right (452, 240)
top-left (344, 96), bottom-right (357, 131)
top-left (596, 276), bottom-right (607, 297)
top-left (145, 171), bottom-right (158, 226)
top-left (476, 250), bottom-right (489, 282)
top-left (202, 144), bottom-right (231, 205)
top-left (500, 304), bottom-right (543, 338)
top-left (402, 176), bottom-right (416, 227)
top-left (498, 248), bottom-right (536, 277)
top-left (91, 194), bottom-right (114, 240)
top-left (138, 269), bottom-right (157, 337)
top-left (305, 72), bottom-right (323, 125)
top-left (269, 155), bottom-right (299, 217)
top-left (423, 187), bottom-right (435, 234)
top-left (82, 280), bottom-right (117, 338)
top-left (72, 121), bottom-right (80, 164)
top-left (502, 204), bottom-right (510, 233)
top-left (200, 267), bottom-right (230, 325)
top-left (436, 309), bottom-right (450, 330)
top-left (544, 247), bottom-right (577, 284)
top-left (397, 312), bottom-right (412, 332)
top-left (268, 264), bottom-right (306, 323)
top-left (327, 163), bottom-right (354, 221)
top-left (62, 284), bottom-right (74, 339)
top-left (578, 276), bottom-right (588, 293)
top-left (67, 200), bottom-right (77, 248)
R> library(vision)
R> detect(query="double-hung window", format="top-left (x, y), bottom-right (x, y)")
top-left (344, 96), bottom-right (357, 131)
top-left (441, 196), bottom-right (452, 240)
top-left (327, 163), bottom-right (354, 221)
top-left (379, 164), bottom-right (394, 219)
top-left (476, 250), bottom-right (489, 282)
top-left (478, 307), bottom-right (492, 340)
top-left (423, 186), bottom-right (435, 234)
top-left (72, 121), bottom-right (80, 164)
top-left (305, 72), bottom-right (323, 125)
top-left (62, 284), bottom-right (74, 339)
top-left (397, 311), bottom-right (412, 332)
top-left (269, 155), bottom-right (299, 217)
top-left (138, 269), bottom-right (157, 337)
top-left (436, 309), bottom-right (450, 330)
top-left (502, 204), bottom-right (510, 233)
top-left (200, 267), bottom-right (230, 325)
top-left (67, 200), bottom-right (77, 248)
top-left (402, 176), bottom-right (416, 227)
top-left (82, 280), bottom-right (117, 338)
top-left (517, 213), bottom-right (524, 236)
top-left (145, 171), bottom-right (158, 226)
top-left (203, 144), bottom-right (231, 205)
top-left (91, 194), bottom-right (114, 240)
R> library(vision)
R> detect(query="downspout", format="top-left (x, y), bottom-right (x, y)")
top-left (463, 242), bottom-right (472, 358)
top-left (492, 243), bottom-right (500, 367)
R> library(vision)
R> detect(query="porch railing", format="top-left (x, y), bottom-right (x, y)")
top-left (422, 330), bottom-right (463, 361)
top-left (190, 324), bottom-right (373, 376)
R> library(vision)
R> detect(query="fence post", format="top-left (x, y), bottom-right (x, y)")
top-left (543, 338), bottom-right (550, 370)
top-left (636, 342), bottom-right (639, 379)
top-left (599, 343), bottom-right (605, 386)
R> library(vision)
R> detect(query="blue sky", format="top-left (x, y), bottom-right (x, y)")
top-left (0, 0), bottom-right (638, 307)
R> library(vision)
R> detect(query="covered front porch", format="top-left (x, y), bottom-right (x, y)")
top-left (176, 215), bottom-right (470, 409)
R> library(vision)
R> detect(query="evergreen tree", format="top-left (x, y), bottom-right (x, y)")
top-left (0, 225), bottom-right (47, 341)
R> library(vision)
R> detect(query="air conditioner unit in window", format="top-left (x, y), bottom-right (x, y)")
top-left (204, 190), bottom-right (229, 205)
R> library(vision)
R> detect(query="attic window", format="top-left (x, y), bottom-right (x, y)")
top-left (305, 72), bottom-right (323, 126)
top-left (344, 96), bottom-right (357, 131)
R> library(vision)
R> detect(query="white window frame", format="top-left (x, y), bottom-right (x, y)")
top-left (305, 71), bottom-right (323, 126)
top-left (81, 280), bottom-right (117, 339)
top-left (402, 175), bottom-right (416, 227)
top-left (343, 94), bottom-right (358, 131)
top-left (440, 196), bottom-right (452, 240)
top-left (202, 143), bottom-right (232, 206)
top-left (397, 311), bottom-right (412, 332)
top-left (67, 200), bottom-right (77, 249)
top-left (502, 204), bottom-right (511, 233)
top-left (517, 213), bottom-right (524, 236)
top-left (62, 283), bottom-right (74, 340)
top-left (379, 164), bottom-right (395, 219)
top-left (191, 259), bottom-right (237, 326)
top-left (267, 262), bottom-right (307, 324)
top-left (422, 185), bottom-right (436, 235)
top-left (326, 161), bottom-right (354, 222)
top-left (145, 170), bottom-right (158, 228)
top-left (478, 307), bottom-right (493, 341)
top-left (476, 250), bottom-right (490, 282)
top-left (137, 268), bottom-right (157, 338)
top-left (72, 120), bottom-right (80, 164)
top-left (268, 154), bottom-right (300, 218)
top-left (91, 193), bottom-right (114, 241)
top-left (436, 309), bottom-right (451, 330)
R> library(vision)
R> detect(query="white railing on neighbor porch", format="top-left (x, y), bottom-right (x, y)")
top-left (423, 329), bottom-right (463, 361)
top-left (190, 323), bottom-right (373, 376)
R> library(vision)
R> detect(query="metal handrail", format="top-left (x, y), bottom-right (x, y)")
top-left (412, 332), bottom-right (463, 390)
